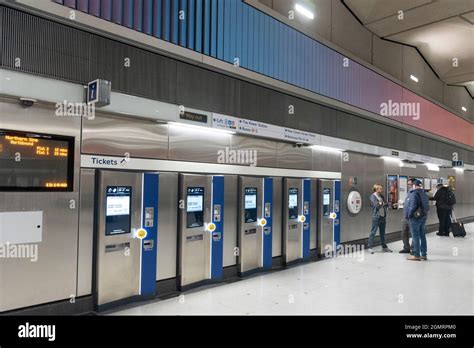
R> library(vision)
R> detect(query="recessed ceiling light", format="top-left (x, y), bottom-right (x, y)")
top-left (295, 4), bottom-right (314, 20)
top-left (410, 75), bottom-right (418, 83)
top-left (461, 106), bottom-right (467, 112)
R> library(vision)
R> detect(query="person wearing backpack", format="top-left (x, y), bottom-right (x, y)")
top-left (406, 179), bottom-right (430, 261)
top-left (429, 184), bottom-right (456, 236)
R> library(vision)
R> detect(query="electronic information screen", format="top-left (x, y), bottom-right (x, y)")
top-left (288, 188), bottom-right (299, 220)
top-left (105, 186), bottom-right (132, 235)
top-left (244, 187), bottom-right (258, 223)
top-left (186, 187), bottom-right (204, 228)
top-left (0, 129), bottom-right (74, 191)
top-left (323, 188), bottom-right (331, 216)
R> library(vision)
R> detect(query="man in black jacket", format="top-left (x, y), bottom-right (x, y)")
top-left (430, 184), bottom-right (454, 236)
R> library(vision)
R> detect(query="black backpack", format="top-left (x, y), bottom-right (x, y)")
top-left (446, 189), bottom-right (456, 206)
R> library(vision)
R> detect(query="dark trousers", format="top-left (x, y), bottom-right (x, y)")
top-left (401, 219), bottom-right (412, 251)
top-left (368, 216), bottom-right (387, 248)
top-left (437, 208), bottom-right (452, 236)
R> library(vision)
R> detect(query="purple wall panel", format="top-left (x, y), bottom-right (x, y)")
top-left (89, 0), bottom-right (100, 17)
top-left (101, 0), bottom-right (112, 21)
top-left (76, 0), bottom-right (88, 12)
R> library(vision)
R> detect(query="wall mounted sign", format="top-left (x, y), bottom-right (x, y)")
top-left (387, 175), bottom-right (398, 209)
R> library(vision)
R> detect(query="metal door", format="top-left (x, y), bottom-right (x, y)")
top-left (318, 179), bottom-right (335, 256)
top-left (238, 176), bottom-right (264, 274)
top-left (283, 178), bottom-right (304, 263)
top-left (96, 170), bottom-right (142, 307)
top-left (178, 174), bottom-right (212, 287)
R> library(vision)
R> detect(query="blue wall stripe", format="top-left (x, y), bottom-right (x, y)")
top-left (203, 0), bottom-right (211, 55)
top-left (76, 0), bottom-right (88, 13)
top-left (229, 0), bottom-right (237, 64)
top-left (162, 0), bottom-right (170, 41)
top-left (123, 0), bottom-right (133, 28)
top-left (235, 0), bottom-right (242, 67)
top-left (133, 0), bottom-right (143, 31)
top-left (89, 0), bottom-right (100, 17)
top-left (64, 0), bottom-right (76, 9)
top-left (100, 0), bottom-right (112, 21)
top-left (143, 0), bottom-right (153, 35)
top-left (246, 7), bottom-right (254, 71)
top-left (210, 0), bottom-right (217, 57)
top-left (240, 4), bottom-right (247, 68)
top-left (187, 0), bottom-right (195, 50)
top-left (216, 0), bottom-right (223, 59)
top-left (195, 0), bottom-right (203, 52)
top-left (111, 0), bottom-right (122, 24)
top-left (223, 0), bottom-right (230, 62)
top-left (170, 0), bottom-right (179, 44)
top-left (153, 0), bottom-right (162, 38)
top-left (178, 0), bottom-right (187, 46)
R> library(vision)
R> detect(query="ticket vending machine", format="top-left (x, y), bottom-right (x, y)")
top-left (283, 178), bottom-right (311, 265)
top-left (317, 179), bottom-right (341, 257)
top-left (96, 170), bottom-right (159, 311)
top-left (178, 174), bottom-right (224, 290)
top-left (238, 177), bottom-right (273, 276)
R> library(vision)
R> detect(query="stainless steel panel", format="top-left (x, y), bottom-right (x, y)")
top-left (0, 100), bottom-right (80, 312)
top-left (310, 178), bottom-right (318, 249)
top-left (157, 172), bottom-right (178, 280)
top-left (77, 169), bottom-right (95, 297)
top-left (96, 170), bottom-right (142, 306)
top-left (169, 124), bottom-right (232, 163)
top-left (318, 179), bottom-right (335, 255)
top-left (283, 178), bottom-right (304, 263)
top-left (238, 176), bottom-right (264, 273)
top-left (231, 135), bottom-right (277, 168)
top-left (178, 174), bottom-right (212, 287)
top-left (277, 143), bottom-right (313, 170)
top-left (223, 175), bottom-right (238, 267)
top-left (312, 148), bottom-right (342, 172)
top-left (82, 113), bottom-right (169, 159)
top-left (272, 177), bottom-right (283, 257)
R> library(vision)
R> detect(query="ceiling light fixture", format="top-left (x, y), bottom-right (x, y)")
top-left (410, 75), bottom-right (419, 83)
top-left (295, 4), bottom-right (314, 20)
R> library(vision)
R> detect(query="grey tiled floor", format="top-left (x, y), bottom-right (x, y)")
top-left (111, 223), bottom-right (474, 315)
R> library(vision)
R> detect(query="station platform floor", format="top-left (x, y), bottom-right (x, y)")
top-left (110, 223), bottom-right (473, 315)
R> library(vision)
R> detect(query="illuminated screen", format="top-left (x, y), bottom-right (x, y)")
top-left (244, 187), bottom-right (257, 223)
top-left (323, 188), bottom-right (331, 216)
top-left (187, 187), bottom-right (204, 228)
top-left (0, 129), bottom-right (74, 191)
top-left (105, 186), bottom-right (131, 235)
top-left (288, 188), bottom-right (298, 220)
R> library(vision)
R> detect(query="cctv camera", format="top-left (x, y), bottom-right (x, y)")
top-left (19, 97), bottom-right (37, 107)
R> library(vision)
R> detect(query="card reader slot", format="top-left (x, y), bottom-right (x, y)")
top-left (105, 242), bottom-right (130, 252)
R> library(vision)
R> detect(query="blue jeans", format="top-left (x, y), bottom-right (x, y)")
top-left (368, 216), bottom-right (387, 248)
top-left (409, 217), bottom-right (427, 257)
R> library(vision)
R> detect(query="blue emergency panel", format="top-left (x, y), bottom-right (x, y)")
top-left (334, 180), bottom-right (341, 247)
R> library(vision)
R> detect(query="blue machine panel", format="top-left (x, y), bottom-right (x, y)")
top-left (211, 176), bottom-right (224, 279)
top-left (333, 180), bottom-right (341, 246)
top-left (263, 177), bottom-right (273, 269)
top-left (140, 173), bottom-right (159, 297)
top-left (303, 179), bottom-right (311, 259)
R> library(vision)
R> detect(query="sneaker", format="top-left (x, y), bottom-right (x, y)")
top-left (420, 256), bottom-right (428, 261)
top-left (368, 248), bottom-right (374, 254)
top-left (407, 255), bottom-right (421, 261)
top-left (436, 232), bottom-right (443, 236)
top-left (399, 249), bottom-right (410, 254)
top-left (382, 247), bottom-right (393, 253)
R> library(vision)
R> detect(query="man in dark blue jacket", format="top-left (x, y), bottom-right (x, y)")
top-left (405, 179), bottom-right (430, 261)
